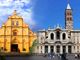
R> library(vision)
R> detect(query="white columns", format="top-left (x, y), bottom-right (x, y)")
top-left (42, 46), bottom-right (45, 53)
top-left (66, 46), bottom-right (68, 53)
top-left (72, 46), bottom-right (74, 53)
top-left (54, 46), bottom-right (56, 54)
top-left (60, 46), bottom-right (63, 54)
top-left (75, 46), bottom-right (77, 53)
top-left (48, 45), bottom-right (50, 53)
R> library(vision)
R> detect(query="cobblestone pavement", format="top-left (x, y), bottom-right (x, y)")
top-left (4, 54), bottom-right (80, 60)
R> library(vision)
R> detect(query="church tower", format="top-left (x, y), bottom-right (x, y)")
top-left (65, 3), bottom-right (73, 30)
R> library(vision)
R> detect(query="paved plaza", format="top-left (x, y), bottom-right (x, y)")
top-left (2, 54), bottom-right (80, 60)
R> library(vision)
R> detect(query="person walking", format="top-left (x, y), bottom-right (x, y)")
top-left (61, 53), bottom-right (67, 60)
top-left (48, 52), bottom-right (55, 59)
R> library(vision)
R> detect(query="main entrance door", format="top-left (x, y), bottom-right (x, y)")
top-left (50, 46), bottom-right (54, 53)
top-left (11, 44), bottom-right (18, 52)
top-left (63, 46), bottom-right (66, 53)
top-left (56, 45), bottom-right (60, 53)
top-left (45, 46), bottom-right (48, 53)
top-left (68, 45), bottom-right (72, 53)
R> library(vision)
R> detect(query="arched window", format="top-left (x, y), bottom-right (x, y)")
top-left (13, 30), bottom-right (17, 36)
top-left (70, 13), bottom-right (72, 15)
top-left (12, 21), bottom-right (14, 26)
top-left (23, 48), bottom-right (26, 51)
top-left (16, 21), bottom-right (19, 26)
top-left (13, 31), bottom-right (17, 36)
top-left (67, 18), bottom-right (69, 20)
top-left (50, 33), bottom-right (54, 40)
top-left (70, 17), bottom-right (72, 21)
top-left (56, 31), bottom-right (60, 39)
top-left (62, 33), bottom-right (66, 40)
top-left (67, 13), bottom-right (69, 15)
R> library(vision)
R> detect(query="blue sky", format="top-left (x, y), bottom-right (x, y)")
top-left (0, 0), bottom-right (35, 27)
top-left (0, 0), bottom-right (80, 31)
top-left (32, 0), bottom-right (80, 31)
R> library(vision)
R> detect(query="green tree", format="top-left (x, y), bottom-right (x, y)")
top-left (29, 40), bottom-right (38, 54)
top-left (0, 56), bottom-right (6, 60)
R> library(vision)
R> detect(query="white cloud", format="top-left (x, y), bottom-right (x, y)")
top-left (0, 0), bottom-right (36, 27)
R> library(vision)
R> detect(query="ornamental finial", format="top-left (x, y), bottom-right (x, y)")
top-left (13, 10), bottom-right (17, 15)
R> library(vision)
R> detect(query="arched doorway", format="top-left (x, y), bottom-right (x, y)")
top-left (68, 45), bottom-right (72, 53)
top-left (56, 45), bottom-right (60, 53)
top-left (50, 46), bottom-right (54, 53)
top-left (45, 45), bottom-right (48, 53)
top-left (11, 44), bottom-right (18, 52)
top-left (11, 37), bottom-right (19, 52)
top-left (63, 46), bottom-right (66, 53)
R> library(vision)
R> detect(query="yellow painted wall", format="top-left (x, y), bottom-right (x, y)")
top-left (0, 10), bottom-right (37, 53)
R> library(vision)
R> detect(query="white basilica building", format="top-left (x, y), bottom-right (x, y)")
top-left (34, 3), bottom-right (80, 54)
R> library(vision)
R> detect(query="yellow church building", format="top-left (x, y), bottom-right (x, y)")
top-left (0, 10), bottom-right (37, 53)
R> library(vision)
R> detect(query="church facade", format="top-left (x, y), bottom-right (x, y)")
top-left (34, 3), bottom-right (80, 54)
top-left (0, 10), bottom-right (37, 53)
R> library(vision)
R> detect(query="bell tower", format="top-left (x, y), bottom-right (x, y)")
top-left (65, 3), bottom-right (73, 30)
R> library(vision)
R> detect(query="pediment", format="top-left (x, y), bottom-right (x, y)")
top-left (43, 41), bottom-right (49, 44)
top-left (54, 41), bottom-right (62, 44)
top-left (55, 28), bottom-right (62, 31)
top-left (67, 42), bottom-right (73, 44)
